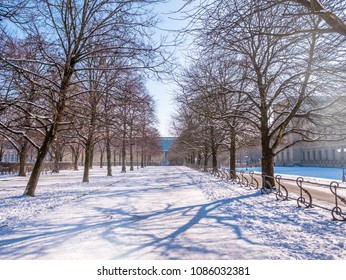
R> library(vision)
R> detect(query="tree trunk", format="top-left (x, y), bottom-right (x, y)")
top-left (121, 138), bottom-right (126, 172)
top-left (70, 144), bottom-right (80, 170)
top-left (261, 126), bottom-right (275, 188)
top-left (106, 130), bottom-right (112, 176)
top-left (209, 126), bottom-right (218, 172)
top-left (18, 141), bottom-right (28, 177)
top-left (197, 152), bottom-right (202, 166)
top-left (73, 155), bottom-right (79, 171)
top-left (89, 146), bottom-right (94, 168)
top-left (141, 146), bottom-right (144, 168)
top-left (229, 129), bottom-right (236, 178)
top-left (261, 149), bottom-right (275, 189)
top-left (24, 126), bottom-right (56, 196)
top-left (130, 144), bottom-right (134, 171)
top-left (203, 153), bottom-right (208, 172)
top-left (83, 141), bottom-right (93, 182)
top-left (52, 147), bottom-right (60, 173)
top-left (72, 145), bottom-right (80, 171)
top-left (211, 146), bottom-right (218, 172)
top-left (99, 150), bottom-right (104, 168)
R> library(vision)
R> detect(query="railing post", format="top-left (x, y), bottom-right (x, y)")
top-left (261, 174), bottom-right (275, 194)
top-left (330, 181), bottom-right (346, 221)
top-left (296, 177), bottom-right (312, 208)
top-left (240, 170), bottom-right (249, 188)
top-left (275, 175), bottom-right (288, 201)
top-left (249, 171), bottom-right (259, 189)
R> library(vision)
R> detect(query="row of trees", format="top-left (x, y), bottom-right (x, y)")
top-left (172, 0), bottom-right (346, 185)
top-left (0, 0), bottom-right (168, 196)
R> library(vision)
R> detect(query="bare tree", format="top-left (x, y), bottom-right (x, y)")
top-left (274, 0), bottom-right (346, 36)
top-left (0, 1), bottom-right (27, 22)
top-left (177, 0), bottom-right (346, 185)
top-left (0, 0), bottom-right (167, 196)
top-left (174, 52), bottom-right (256, 173)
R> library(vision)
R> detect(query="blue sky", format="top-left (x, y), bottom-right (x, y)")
top-left (147, 0), bottom-right (188, 137)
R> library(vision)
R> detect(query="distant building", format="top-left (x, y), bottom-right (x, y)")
top-left (275, 141), bottom-right (346, 168)
top-left (273, 125), bottom-right (346, 167)
top-left (272, 96), bottom-right (346, 168)
top-left (1, 147), bottom-right (18, 163)
top-left (159, 137), bottom-right (176, 166)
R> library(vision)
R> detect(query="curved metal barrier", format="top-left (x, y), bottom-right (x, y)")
top-left (230, 170), bottom-right (240, 184)
top-left (330, 181), bottom-right (346, 221)
top-left (260, 174), bottom-right (274, 194)
top-left (205, 167), bottom-right (346, 221)
top-left (240, 171), bottom-right (250, 189)
top-left (249, 171), bottom-right (259, 190)
top-left (296, 177), bottom-right (313, 208)
top-left (275, 175), bottom-right (289, 201)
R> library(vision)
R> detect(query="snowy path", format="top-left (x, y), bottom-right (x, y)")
top-left (0, 166), bottom-right (345, 260)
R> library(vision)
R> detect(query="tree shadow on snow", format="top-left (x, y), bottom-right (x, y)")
top-left (0, 191), bottom-right (261, 260)
top-left (92, 192), bottom-right (263, 259)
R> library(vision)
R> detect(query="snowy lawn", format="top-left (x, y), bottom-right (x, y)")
top-left (0, 166), bottom-right (345, 260)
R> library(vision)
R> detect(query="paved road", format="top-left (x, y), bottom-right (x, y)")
top-left (224, 171), bottom-right (346, 209)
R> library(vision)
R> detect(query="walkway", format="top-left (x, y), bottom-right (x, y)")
top-left (0, 166), bottom-right (345, 260)
top-left (0, 167), bottom-right (278, 260)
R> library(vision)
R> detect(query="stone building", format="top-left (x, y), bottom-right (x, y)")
top-left (157, 137), bottom-right (176, 166)
top-left (275, 140), bottom-right (346, 167)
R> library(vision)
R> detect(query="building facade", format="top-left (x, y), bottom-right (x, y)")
top-left (275, 141), bottom-right (346, 167)
top-left (158, 137), bottom-right (176, 166)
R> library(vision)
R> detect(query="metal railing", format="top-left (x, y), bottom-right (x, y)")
top-left (207, 168), bottom-right (346, 221)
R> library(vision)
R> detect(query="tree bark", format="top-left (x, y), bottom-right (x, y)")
top-left (105, 128), bottom-right (112, 176)
top-left (130, 144), bottom-right (134, 171)
top-left (99, 150), bottom-right (104, 168)
top-left (113, 149), bottom-right (116, 167)
top-left (52, 146), bottom-right (60, 173)
top-left (229, 128), bottom-right (236, 173)
top-left (261, 124), bottom-right (275, 188)
top-left (24, 125), bottom-right (56, 196)
top-left (73, 155), bottom-right (79, 171)
top-left (211, 146), bottom-right (218, 172)
top-left (141, 147), bottom-right (144, 168)
top-left (203, 153), bottom-right (208, 172)
top-left (71, 145), bottom-right (80, 171)
top-left (18, 141), bottom-right (28, 177)
top-left (83, 142), bottom-right (92, 183)
top-left (121, 138), bottom-right (126, 172)
top-left (89, 146), bottom-right (94, 168)
top-left (261, 148), bottom-right (275, 189)
top-left (210, 126), bottom-right (218, 172)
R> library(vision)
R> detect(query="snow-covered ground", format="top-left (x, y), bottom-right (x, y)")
top-left (0, 166), bottom-right (345, 260)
